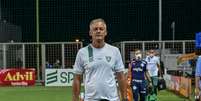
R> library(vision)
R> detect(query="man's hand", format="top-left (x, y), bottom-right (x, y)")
top-left (195, 87), bottom-right (200, 97)
top-left (72, 74), bottom-right (82, 101)
top-left (116, 72), bottom-right (127, 100)
top-left (159, 76), bottom-right (163, 80)
top-left (127, 78), bottom-right (131, 86)
top-left (148, 82), bottom-right (153, 88)
top-left (147, 82), bottom-right (153, 94)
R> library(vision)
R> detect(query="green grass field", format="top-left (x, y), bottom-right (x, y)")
top-left (0, 86), bottom-right (189, 101)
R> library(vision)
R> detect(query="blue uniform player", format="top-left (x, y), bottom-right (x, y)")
top-left (128, 49), bottom-right (152, 101)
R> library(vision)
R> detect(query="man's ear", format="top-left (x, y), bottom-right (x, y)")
top-left (89, 30), bottom-right (92, 36)
top-left (105, 31), bottom-right (108, 36)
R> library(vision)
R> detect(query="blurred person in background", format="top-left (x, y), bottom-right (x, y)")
top-left (53, 59), bottom-right (61, 68)
top-left (127, 49), bottom-right (152, 101)
top-left (46, 61), bottom-right (53, 68)
top-left (72, 18), bottom-right (127, 101)
top-left (154, 50), bottom-right (165, 75)
top-left (145, 49), bottom-right (162, 96)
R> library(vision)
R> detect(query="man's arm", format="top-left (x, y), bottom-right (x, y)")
top-left (116, 71), bottom-right (127, 100)
top-left (127, 63), bottom-right (132, 85)
top-left (195, 57), bottom-right (201, 97)
top-left (157, 62), bottom-right (162, 77)
top-left (72, 74), bottom-right (82, 101)
top-left (195, 76), bottom-right (200, 95)
top-left (145, 70), bottom-right (152, 87)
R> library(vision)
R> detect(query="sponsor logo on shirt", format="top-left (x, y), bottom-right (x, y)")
top-left (133, 68), bottom-right (143, 72)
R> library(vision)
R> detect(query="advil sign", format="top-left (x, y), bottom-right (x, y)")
top-left (4, 72), bottom-right (33, 81)
top-left (0, 69), bottom-right (35, 86)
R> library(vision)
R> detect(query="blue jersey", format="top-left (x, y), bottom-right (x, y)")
top-left (131, 59), bottom-right (147, 80)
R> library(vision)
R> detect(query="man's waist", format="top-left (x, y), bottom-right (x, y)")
top-left (148, 71), bottom-right (158, 75)
top-left (132, 76), bottom-right (145, 80)
top-left (84, 84), bottom-right (118, 97)
top-left (132, 79), bottom-right (145, 83)
top-left (148, 68), bottom-right (158, 71)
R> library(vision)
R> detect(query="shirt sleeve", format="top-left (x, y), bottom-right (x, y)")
top-left (73, 50), bottom-right (84, 75)
top-left (114, 48), bottom-right (125, 72)
top-left (195, 57), bottom-right (201, 77)
top-left (143, 61), bottom-right (147, 71)
top-left (145, 56), bottom-right (149, 62)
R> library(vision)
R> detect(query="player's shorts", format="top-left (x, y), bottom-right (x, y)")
top-left (151, 76), bottom-right (158, 86)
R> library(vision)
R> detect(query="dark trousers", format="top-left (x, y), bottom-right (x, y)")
top-left (151, 76), bottom-right (158, 95)
top-left (100, 99), bottom-right (109, 101)
top-left (131, 80), bottom-right (146, 101)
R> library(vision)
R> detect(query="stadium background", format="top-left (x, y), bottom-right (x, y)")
top-left (0, 0), bottom-right (200, 43)
top-left (0, 0), bottom-right (199, 101)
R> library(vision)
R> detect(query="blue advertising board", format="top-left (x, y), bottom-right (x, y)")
top-left (195, 32), bottom-right (201, 49)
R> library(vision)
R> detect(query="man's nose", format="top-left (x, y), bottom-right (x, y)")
top-left (97, 29), bottom-right (101, 33)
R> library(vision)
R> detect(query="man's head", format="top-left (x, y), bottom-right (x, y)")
top-left (89, 18), bottom-right (107, 42)
top-left (134, 49), bottom-right (142, 60)
top-left (149, 49), bottom-right (155, 57)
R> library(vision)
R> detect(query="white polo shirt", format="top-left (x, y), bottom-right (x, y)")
top-left (145, 56), bottom-right (160, 77)
top-left (73, 43), bottom-right (124, 101)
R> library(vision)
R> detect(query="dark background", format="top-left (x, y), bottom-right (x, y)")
top-left (1, 0), bottom-right (200, 43)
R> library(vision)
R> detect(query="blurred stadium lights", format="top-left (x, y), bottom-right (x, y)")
top-left (75, 39), bottom-right (80, 42)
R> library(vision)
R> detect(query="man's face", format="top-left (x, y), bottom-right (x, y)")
top-left (149, 50), bottom-right (155, 57)
top-left (135, 50), bottom-right (142, 60)
top-left (89, 22), bottom-right (107, 41)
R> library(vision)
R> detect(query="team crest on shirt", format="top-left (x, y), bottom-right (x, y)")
top-left (105, 56), bottom-right (111, 62)
top-left (140, 63), bottom-right (144, 67)
top-left (133, 85), bottom-right (137, 90)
